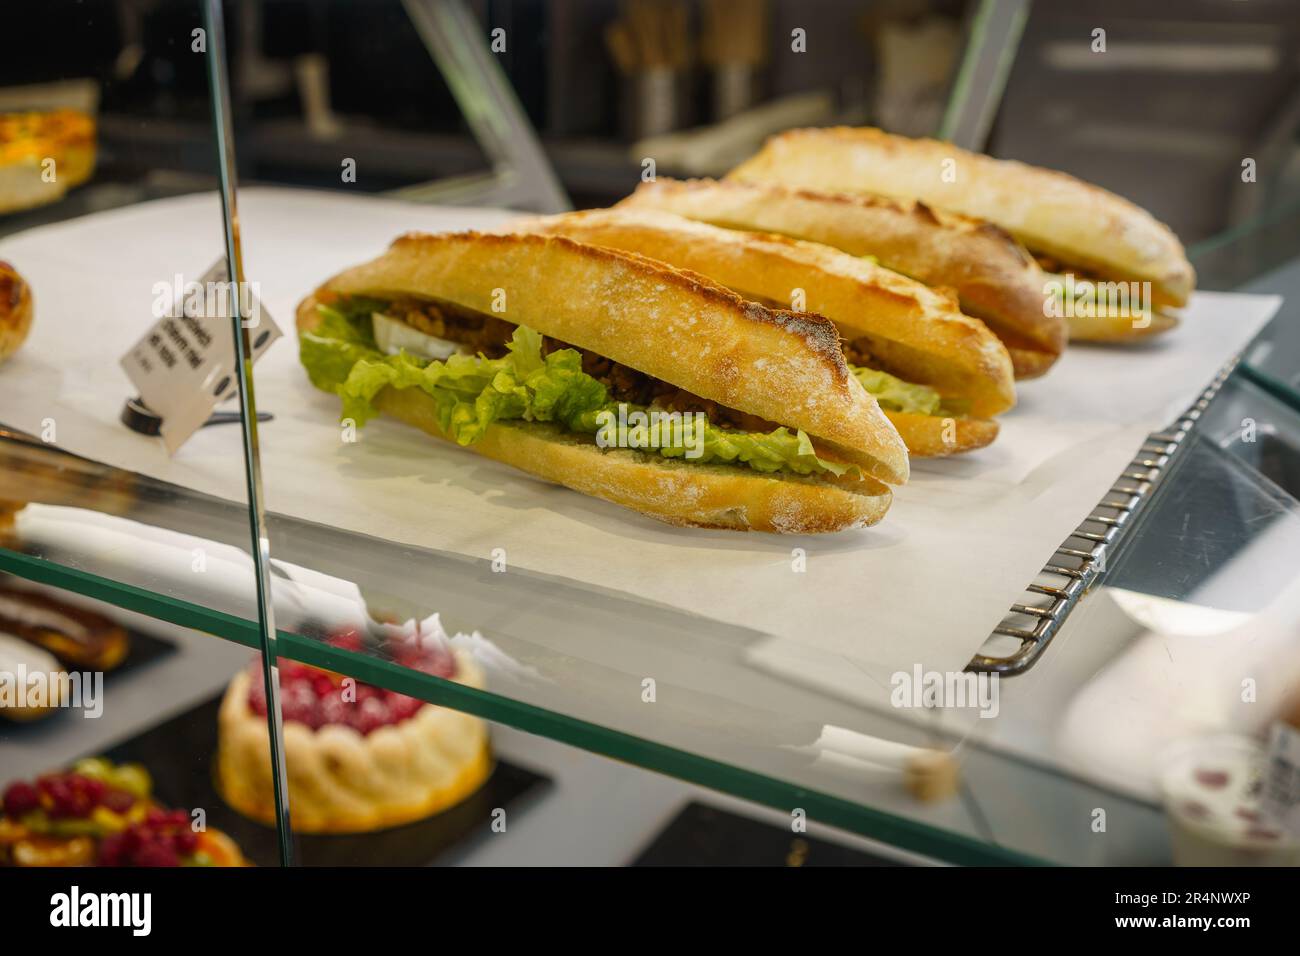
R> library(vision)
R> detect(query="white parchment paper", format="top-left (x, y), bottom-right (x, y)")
top-left (0, 188), bottom-right (1281, 686)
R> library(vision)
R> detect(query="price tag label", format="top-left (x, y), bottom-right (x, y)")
top-left (120, 258), bottom-right (281, 453)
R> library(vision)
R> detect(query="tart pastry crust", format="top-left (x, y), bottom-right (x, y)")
top-left (216, 649), bottom-right (491, 833)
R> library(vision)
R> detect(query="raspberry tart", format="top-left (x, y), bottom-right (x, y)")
top-left (216, 622), bottom-right (490, 833)
top-left (0, 758), bottom-right (247, 867)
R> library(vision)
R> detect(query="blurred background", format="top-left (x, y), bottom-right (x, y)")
top-left (3, 0), bottom-right (1299, 283)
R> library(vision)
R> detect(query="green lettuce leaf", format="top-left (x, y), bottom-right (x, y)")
top-left (851, 366), bottom-right (945, 417)
top-left (299, 299), bottom-right (384, 392)
top-left (573, 405), bottom-right (853, 477)
top-left (300, 299), bottom-right (862, 478)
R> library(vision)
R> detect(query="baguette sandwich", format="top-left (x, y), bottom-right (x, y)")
top-left (618, 177), bottom-right (1064, 378)
top-left (515, 208), bottom-right (1014, 457)
top-left (296, 231), bottom-right (909, 533)
top-left (728, 127), bottom-right (1195, 343)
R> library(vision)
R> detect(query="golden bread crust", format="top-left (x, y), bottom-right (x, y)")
top-left (728, 127), bottom-right (1195, 307)
top-left (618, 177), bottom-right (1065, 372)
top-left (311, 230), bottom-right (908, 484)
top-left (377, 387), bottom-right (894, 532)
top-left (1067, 308), bottom-right (1180, 342)
top-left (1006, 347), bottom-right (1057, 380)
top-left (883, 412), bottom-right (999, 457)
top-left (297, 295), bottom-right (894, 533)
top-left (0, 110), bottom-right (96, 214)
top-left (516, 207), bottom-right (1015, 420)
top-left (0, 262), bottom-right (33, 364)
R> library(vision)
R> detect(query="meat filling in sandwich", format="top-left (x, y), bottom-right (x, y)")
top-left (296, 230), bottom-right (911, 533)
top-left (303, 294), bottom-right (874, 479)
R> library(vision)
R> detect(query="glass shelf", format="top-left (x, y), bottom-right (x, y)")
top-left (7, 362), bottom-right (1300, 867)
top-left (0, 0), bottom-right (273, 870)
top-left (0, 430), bottom-right (1038, 864)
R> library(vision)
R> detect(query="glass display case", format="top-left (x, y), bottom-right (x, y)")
top-left (3, 0), bottom-right (1299, 871)
top-left (0, 0), bottom-right (274, 869)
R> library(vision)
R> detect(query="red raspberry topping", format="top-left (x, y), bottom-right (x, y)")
top-left (81, 776), bottom-right (107, 803)
top-left (244, 625), bottom-right (459, 735)
top-left (173, 828), bottom-right (199, 855)
top-left (330, 627), bottom-right (364, 653)
top-left (39, 773), bottom-right (98, 819)
top-left (2, 781), bottom-right (39, 818)
top-left (97, 812), bottom-right (195, 867)
top-left (7, 761), bottom-right (214, 868)
top-left (100, 788), bottom-right (137, 814)
top-left (97, 830), bottom-right (132, 866)
top-left (7, 771), bottom-right (140, 822)
top-left (128, 841), bottom-right (181, 868)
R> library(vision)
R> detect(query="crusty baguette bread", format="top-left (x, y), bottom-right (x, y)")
top-left (515, 209), bottom-right (1014, 417)
top-left (728, 127), bottom-right (1195, 312)
top-left (315, 230), bottom-right (908, 485)
top-left (297, 296), bottom-right (892, 533)
top-left (0, 261), bottom-right (33, 364)
top-left (512, 209), bottom-right (1009, 456)
top-left (618, 177), bottom-right (1064, 378)
top-left (1006, 347), bottom-right (1056, 378)
top-left (886, 412), bottom-right (998, 458)
top-left (1066, 308), bottom-right (1179, 342)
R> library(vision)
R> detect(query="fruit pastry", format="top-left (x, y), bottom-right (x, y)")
top-left (0, 758), bottom-right (247, 866)
top-left (0, 585), bottom-right (130, 671)
top-left (217, 622), bottom-right (490, 833)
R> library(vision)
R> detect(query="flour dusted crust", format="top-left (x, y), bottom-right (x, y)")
top-left (310, 230), bottom-right (907, 485)
top-left (298, 295), bottom-right (892, 532)
top-left (0, 262), bottom-right (33, 364)
top-left (728, 127), bottom-right (1195, 309)
top-left (516, 208), bottom-right (1015, 417)
top-left (216, 649), bottom-right (491, 833)
top-left (618, 178), bottom-right (1064, 378)
top-left (514, 209), bottom-right (1010, 457)
top-left (884, 412), bottom-right (998, 457)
